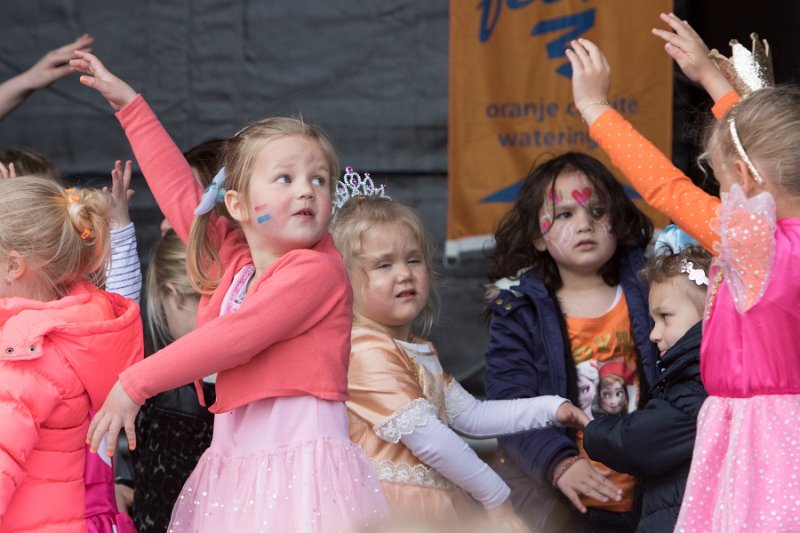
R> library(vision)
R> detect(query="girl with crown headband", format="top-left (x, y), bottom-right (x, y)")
top-left (567, 12), bottom-right (800, 532)
top-left (329, 181), bottom-right (588, 531)
top-left (72, 52), bottom-right (389, 532)
top-left (579, 242), bottom-right (711, 533)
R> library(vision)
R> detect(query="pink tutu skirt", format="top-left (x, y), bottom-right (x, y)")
top-left (168, 396), bottom-right (388, 533)
top-left (676, 394), bottom-right (800, 533)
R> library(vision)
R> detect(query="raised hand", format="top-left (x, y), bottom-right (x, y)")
top-left (554, 457), bottom-right (622, 513)
top-left (0, 161), bottom-right (16, 180)
top-left (69, 51), bottom-right (137, 111)
top-left (23, 34), bottom-right (94, 91)
top-left (651, 12), bottom-right (733, 101)
top-left (555, 401), bottom-right (591, 430)
top-left (86, 381), bottom-right (141, 456)
top-left (103, 160), bottom-right (135, 231)
top-left (565, 38), bottom-right (612, 126)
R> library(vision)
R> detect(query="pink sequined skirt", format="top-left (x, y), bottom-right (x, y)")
top-left (168, 396), bottom-right (388, 533)
top-left (676, 394), bottom-right (800, 533)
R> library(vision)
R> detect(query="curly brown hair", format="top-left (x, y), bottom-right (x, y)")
top-left (487, 152), bottom-right (653, 291)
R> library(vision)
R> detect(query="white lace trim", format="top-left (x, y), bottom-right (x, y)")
top-left (373, 398), bottom-right (438, 444)
top-left (373, 459), bottom-right (453, 490)
top-left (444, 380), bottom-right (475, 424)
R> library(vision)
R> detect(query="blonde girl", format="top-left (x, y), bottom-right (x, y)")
top-left (330, 191), bottom-right (587, 531)
top-left (0, 177), bottom-right (142, 532)
top-left (74, 53), bottom-right (388, 532)
top-left (567, 13), bottom-right (800, 532)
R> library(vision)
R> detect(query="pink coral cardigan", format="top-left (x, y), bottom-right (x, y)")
top-left (116, 95), bottom-right (352, 413)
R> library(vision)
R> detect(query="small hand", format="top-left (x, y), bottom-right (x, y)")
top-left (103, 160), bottom-right (135, 230)
top-left (0, 161), bottom-right (16, 180)
top-left (565, 38), bottom-right (611, 126)
top-left (485, 499), bottom-right (533, 533)
top-left (555, 401), bottom-right (591, 430)
top-left (86, 381), bottom-right (141, 456)
top-left (21, 34), bottom-right (94, 91)
top-left (69, 50), bottom-right (137, 111)
top-left (651, 12), bottom-right (733, 101)
top-left (555, 458), bottom-right (622, 513)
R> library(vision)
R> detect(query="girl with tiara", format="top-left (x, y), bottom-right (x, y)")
top-left (74, 52), bottom-right (388, 532)
top-left (0, 177), bottom-right (142, 532)
top-left (567, 12), bottom-right (800, 532)
top-left (329, 173), bottom-right (588, 531)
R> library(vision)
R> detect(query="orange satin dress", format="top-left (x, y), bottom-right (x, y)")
top-left (346, 326), bottom-right (481, 522)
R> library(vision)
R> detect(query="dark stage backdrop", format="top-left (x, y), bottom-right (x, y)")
top-left (0, 0), bottom-right (798, 391)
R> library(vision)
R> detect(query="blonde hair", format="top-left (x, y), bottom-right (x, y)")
top-left (146, 230), bottom-right (199, 349)
top-left (187, 117), bottom-right (339, 293)
top-left (702, 86), bottom-right (800, 196)
top-left (0, 176), bottom-right (109, 297)
top-left (330, 196), bottom-right (438, 335)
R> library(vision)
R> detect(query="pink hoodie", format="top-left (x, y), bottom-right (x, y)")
top-left (0, 281), bottom-right (142, 533)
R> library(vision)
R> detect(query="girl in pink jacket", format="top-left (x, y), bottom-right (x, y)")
top-left (0, 177), bottom-right (143, 533)
top-left (76, 51), bottom-right (388, 532)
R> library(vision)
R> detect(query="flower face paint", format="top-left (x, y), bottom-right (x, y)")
top-left (535, 171), bottom-right (617, 276)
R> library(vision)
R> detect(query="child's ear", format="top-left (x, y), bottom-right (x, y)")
top-left (164, 282), bottom-right (186, 308)
top-left (3, 251), bottom-right (26, 284)
top-left (533, 237), bottom-right (548, 253)
top-left (224, 189), bottom-right (246, 223)
top-left (733, 159), bottom-right (763, 196)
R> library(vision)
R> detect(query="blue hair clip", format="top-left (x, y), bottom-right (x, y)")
top-left (194, 167), bottom-right (227, 216)
top-left (655, 224), bottom-right (699, 255)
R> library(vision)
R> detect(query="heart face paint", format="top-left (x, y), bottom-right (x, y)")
top-left (536, 171), bottom-right (617, 276)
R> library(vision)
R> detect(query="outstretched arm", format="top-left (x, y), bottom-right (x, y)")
top-left (104, 160), bottom-right (142, 302)
top-left (0, 34), bottom-right (94, 120)
top-left (566, 38), bottom-right (721, 251)
top-left (72, 52), bottom-right (205, 242)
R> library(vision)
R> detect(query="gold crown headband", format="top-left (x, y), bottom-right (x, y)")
top-left (709, 34), bottom-right (775, 186)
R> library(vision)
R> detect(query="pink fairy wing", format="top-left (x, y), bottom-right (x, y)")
top-left (712, 184), bottom-right (776, 312)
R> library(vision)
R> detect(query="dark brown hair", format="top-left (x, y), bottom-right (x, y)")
top-left (487, 152), bottom-right (653, 291)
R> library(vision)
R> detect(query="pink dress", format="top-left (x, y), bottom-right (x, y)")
top-left (676, 218), bottom-right (800, 533)
top-left (168, 265), bottom-right (389, 532)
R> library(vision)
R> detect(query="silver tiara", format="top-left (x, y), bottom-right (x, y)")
top-left (332, 166), bottom-right (389, 213)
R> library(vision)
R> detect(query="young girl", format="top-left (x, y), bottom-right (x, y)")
top-left (567, 14), bottom-right (800, 532)
top-left (0, 177), bottom-right (143, 532)
top-left (74, 52), bottom-right (388, 532)
top-left (130, 229), bottom-right (215, 533)
top-left (329, 188), bottom-right (588, 531)
top-left (582, 244), bottom-right (711, 533)
top-left (483, 152), bottom-right (659, 533)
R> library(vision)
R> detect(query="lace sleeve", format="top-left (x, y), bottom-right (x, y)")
top-left (373, 398), bottom-right (439, 444)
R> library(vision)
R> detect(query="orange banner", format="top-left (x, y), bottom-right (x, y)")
top-left (447, 0), bottom-right (672, 259)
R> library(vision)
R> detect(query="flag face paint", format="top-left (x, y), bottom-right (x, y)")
top-left (255, 204), bottom-right (271, 224)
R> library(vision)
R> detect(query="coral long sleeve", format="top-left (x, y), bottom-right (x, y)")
top-left (119, 246), bottom-right (350, 406)
top-left (115, 94), bottom-right (205, 244)
top-left (588, 90), bottom-right (740, 253)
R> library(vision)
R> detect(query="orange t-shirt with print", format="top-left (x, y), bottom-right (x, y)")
top-left (566, 289), bottom-right (638, 513)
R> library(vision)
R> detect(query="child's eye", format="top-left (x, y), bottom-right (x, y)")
top-left (555, 211), bottom-right (572, 220)
top-left (590, 207), bottom-right (607, 219)
top-left (376, 262), bottom-right (392, 270)
top-left (408, 257), bottom-right (423, 265)
top-left (276, 175), bottom-right (291, 183)
top-left (312, 176), bottom-right (326, 186)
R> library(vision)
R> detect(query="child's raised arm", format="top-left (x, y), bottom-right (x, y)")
top-left (104, 160), bottom-right (143, 302)
top-left (566, 38), bottom-right (720, 252)
top-left (71, 52), bottom-right (205, 243)
top-left (651, 12), bottom-right (734, 103)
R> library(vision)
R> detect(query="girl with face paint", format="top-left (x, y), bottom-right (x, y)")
top-left (483, 152), bottom-right (659, 533)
